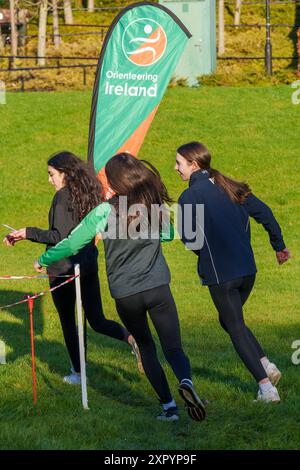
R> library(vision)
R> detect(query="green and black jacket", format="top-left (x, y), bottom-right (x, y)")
top-left (39, 201), bottom-right (174, 299)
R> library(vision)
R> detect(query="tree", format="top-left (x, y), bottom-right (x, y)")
top-left (37, 0), bottom-right (48, 66)
top-left (218, 0), bottom-right (225, 55)
top-left (0, 25), bottom-right (5, 52)
top-left (234, 0), bottom-right (242, 26)
top-left (52, 0), bottom-right (60, 49)
top-left (88, 0), bottom-right (94, 13)
top-left (9, 0), bottom-right (18, 67)
top-left (64, 0), bottom-right (73, 25)
top-left (298, 28), bottom-right (300, 76)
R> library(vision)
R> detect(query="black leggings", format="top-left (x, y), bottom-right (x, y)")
top-left (209, 275), bottom-right (268, 382)
top-left (115, 284), bottom-right (191, 404)
top-left (50, 272), bottom-right (129, 373)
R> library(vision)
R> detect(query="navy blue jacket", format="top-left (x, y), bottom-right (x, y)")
top-left (178, 170), bottom-right (286, 286)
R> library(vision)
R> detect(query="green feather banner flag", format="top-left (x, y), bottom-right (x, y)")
top-left (88, 1), bottom-right (191, 197)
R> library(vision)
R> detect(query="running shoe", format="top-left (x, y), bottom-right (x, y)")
top-left (265, 362), bottom-right (282, 386)
top-left (63, 368), bottom-right (88, 386)
top-left (157, 406), bottom-right (179, 421)
top-left (178, 382), bottom-right (206, 422)
top-left (256, 386), bottom-right (280, 403)
top-left (130, 339), bottom-right (144, 374)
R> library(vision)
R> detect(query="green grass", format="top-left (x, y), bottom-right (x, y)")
top-left (0, 86), bottom-right (299, 450)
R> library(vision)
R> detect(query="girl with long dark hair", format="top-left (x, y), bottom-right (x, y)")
top-left (33, 153), bottom-right (207, 423)
top-left (4, 151), bottom-right (142, 383)
top-left (175, 141), bottom-right (290, 403)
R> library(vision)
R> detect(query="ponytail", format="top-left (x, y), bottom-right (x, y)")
top-left (209, 168), bottom-right (251, 204)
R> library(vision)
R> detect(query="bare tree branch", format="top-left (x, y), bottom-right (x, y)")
top-left (234, 0), bottom-right (242, 26)
top-left (218, 0), bottom-right (225, 55)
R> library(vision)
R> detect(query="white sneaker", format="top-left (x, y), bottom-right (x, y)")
top-left (265, 362), bottom-right (281, 386)
top-left (63, 368), bottom-right (87, 386)
top-left (256, 386), bottom-right (280, 403)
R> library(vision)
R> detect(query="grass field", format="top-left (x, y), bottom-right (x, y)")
top-left (0, 86), bottom-right (299, 450)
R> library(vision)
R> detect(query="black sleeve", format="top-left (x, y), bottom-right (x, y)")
top-left (26, 193), bottom-right (76, 246)
top-left (243, 193), bottom-right (286, 252)
top-left (26, 226), bottom-right (61, 245)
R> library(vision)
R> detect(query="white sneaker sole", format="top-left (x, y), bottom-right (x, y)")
top-left (63, 378), bottom-right (81, 386)
top-left (63, 375), bottom-right (88, 386)
top-left (254, 398), bottom-right (281, 404)
top-left (254, 392), bottom-right (281, 404)
top-left (156, 415), bottom-right (179, 422)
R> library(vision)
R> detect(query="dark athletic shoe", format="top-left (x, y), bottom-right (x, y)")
top-left (178, 382), bottom-right (206, 422)
top-left (157, 406), bottom-right (179, 422)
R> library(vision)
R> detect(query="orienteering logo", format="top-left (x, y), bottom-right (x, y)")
top-left (122, 18), bottom-right (167, 66)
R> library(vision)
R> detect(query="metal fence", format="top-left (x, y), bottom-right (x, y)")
top-left (0, 63), bottom-right (97, 91)
top-left (1, 0), bottom-right (299, 89)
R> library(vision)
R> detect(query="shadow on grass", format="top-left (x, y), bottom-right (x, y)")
top-left (192, 365), bottom-right (254, 393)
top-left (86, 310), bottom-right (300, 401)
top-left (0, 290), bottom-right (145, 407)
top-left (2, 287), bottom-right (299, 410)
top-left (0, 289), bottom-right (68, 375)
top-left (184, 320), bottom-right (300, 392)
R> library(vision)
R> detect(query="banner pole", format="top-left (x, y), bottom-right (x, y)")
top-left (74, 264), bottom-right (89, 410)
top-left (27, 296), bottom-right (37, 406)
top-left (84, 312), bottom-right (87, 363)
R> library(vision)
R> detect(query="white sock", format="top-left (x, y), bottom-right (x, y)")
top-left (260, 357), bottom-right (270, 370)
top-left (259, 380), bottom-right (273, 394)
top-left (181, 378), bottom-right (193, 387)
top-left (163, 399), bottom-right (176, 411)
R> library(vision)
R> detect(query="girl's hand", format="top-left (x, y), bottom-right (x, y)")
top-left (9, 228), bottom-right (27, 241)
top-left (3, 235), bottom-right (16, 246)
top-left (3, 228), bottom-right (27, 246)
top-left (276, 248), bottom-right (290, 265)
top-left (34, 260), bottom-right (45, 273)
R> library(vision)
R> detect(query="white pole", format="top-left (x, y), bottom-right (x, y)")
top-left (75, 264), bottom-right (89, 410)
top-left (0, 340), bottom-right (6, 364)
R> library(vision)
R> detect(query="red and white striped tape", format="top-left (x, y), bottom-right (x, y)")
top-left (0, 275), bottom-right (78, 310)
top-left (0, 274), bottom-right (75, 280)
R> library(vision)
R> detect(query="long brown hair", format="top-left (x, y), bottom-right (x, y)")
top-left (48, 151), bottom-right (102, 220)
top-left (105, 153), bottom-right (172, 224)
top-left (177, 141), bottom-right (251, 203)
